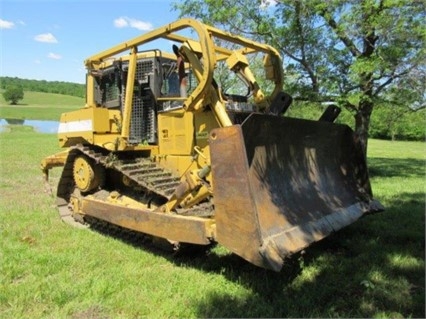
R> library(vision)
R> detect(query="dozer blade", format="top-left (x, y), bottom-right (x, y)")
top-left (209, 113), bottom-right (383, 271)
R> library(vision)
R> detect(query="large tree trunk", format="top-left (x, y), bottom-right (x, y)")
top-left (354, 100), bottom-right (373, 156)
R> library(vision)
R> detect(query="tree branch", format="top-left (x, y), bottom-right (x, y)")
top-left (374, 68), bottom-right (413, 96)
top-left (293, 1), bottom-right (319, 93)
top-left (317, 8), bottom-right (361, 57)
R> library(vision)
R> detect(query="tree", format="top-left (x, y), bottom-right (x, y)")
top-left (2, 85), bottom-right (24, 105)
top-left (173, 0), bottom-right (425, 154)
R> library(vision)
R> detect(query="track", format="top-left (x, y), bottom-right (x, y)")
top-left (55, 144), bottom-right (214, 229)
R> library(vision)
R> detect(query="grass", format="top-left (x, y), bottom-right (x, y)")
top-left (0, 125), bottom-right (424, 318)
top-left (0, 91), bottom-right (83, 120)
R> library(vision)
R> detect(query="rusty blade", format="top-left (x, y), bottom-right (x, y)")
top-left (210, 113), bottom-right (383, 271)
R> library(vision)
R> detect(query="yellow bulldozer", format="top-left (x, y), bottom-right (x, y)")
top-left (41, 18), bottom-right (383, 271)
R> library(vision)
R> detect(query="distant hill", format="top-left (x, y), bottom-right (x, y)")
top-left (0, 76), bottom-right (85, 98)
top-left (0, 90), bottom-right (84, 121)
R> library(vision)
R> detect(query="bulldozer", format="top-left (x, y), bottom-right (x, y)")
top-left (41, 18), bottom-right (383, 271)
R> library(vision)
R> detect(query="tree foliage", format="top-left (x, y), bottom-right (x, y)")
top-left (173, 0), bottom-right (425, 153)
top-left (286, 100), bottom-right (425, 141)
top-left (2, 85), bottom-right (24, 105)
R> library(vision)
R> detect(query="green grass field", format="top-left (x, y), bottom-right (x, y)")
top-left (0, 91), bottom-right (83, 120)
top-left (0, 92), bottom-right (426, 318)
top-left (0, 125), bottom-right (424, 318)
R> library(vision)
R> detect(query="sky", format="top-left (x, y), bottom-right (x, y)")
top-left (0, 0), bottom-right (182, 84)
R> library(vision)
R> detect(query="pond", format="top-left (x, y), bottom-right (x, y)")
top-left (0, 118), bottom-right (59, 133)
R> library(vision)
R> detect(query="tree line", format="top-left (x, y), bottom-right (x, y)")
top-left (0, 77), bottom-right (85, 98)
top-left (0, 72), bottom-right (423, 141)
top-left (286, 102), bottom-right (425, 142)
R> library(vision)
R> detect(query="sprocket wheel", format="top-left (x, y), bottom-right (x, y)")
top-left (73, 155), bottom-right (103, 193)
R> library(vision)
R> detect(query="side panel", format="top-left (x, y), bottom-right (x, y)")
top-left (58, 107), bottom-right (119, 147)
top-left (158, 110), bottom-right (194, 155)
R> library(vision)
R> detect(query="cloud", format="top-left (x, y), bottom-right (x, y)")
top-left (47, 52), bottom-right (62, 60)
top-left (114, 17), bottom-right (128, 28)
top-left (34, 59), bottom-right (41, 64)
top-left (0, 19), bottom-right (14, 29)
top-left (113, 17), bottom-right (153, 31)
top-left (129, 19), bottom-right (153, 31)
top-left (34, 33), bottom-right (58, 43)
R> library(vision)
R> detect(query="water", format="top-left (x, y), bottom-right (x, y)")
top-left (0, 118), bottom-right (59, 133)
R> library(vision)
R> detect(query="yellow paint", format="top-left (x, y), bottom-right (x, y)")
top-left (158, 109), bottom-right (194, 156)
top-left (47, 17), bottom-right (286, 232)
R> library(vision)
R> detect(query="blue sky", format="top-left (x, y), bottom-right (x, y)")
top-left (0, 0), bottom-right (181, 83)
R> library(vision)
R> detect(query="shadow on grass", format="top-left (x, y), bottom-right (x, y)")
top-left (87, 157), bottom-right (425, 318)
top-left (170, 157), bottom-right (425, 318)
top-left (172, 191), bottom-right (425, 318)
top-left (368, 157), bottom-right (425, 178)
